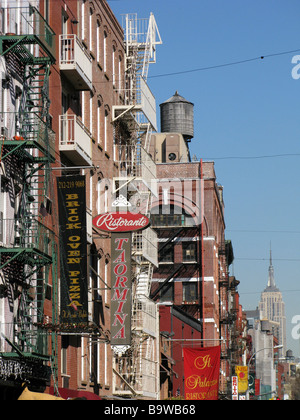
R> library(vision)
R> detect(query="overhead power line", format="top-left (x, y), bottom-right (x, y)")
top-left (203, 153), bottom-right (300, 161)
top-left (227, 229), bottom-right (300, 234)
top-left (240, 289), bottom-right (300, 295)
top-left (236, 257), bottom-right (300, 262)
top-left (149, 48), bottom-right (300, 79)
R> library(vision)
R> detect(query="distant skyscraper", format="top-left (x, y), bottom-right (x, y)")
top-left (259, 247), bottom-right (287, 357)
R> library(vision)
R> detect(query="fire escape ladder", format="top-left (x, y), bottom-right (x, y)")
top-left (0, 8), bottom-right (57, 384)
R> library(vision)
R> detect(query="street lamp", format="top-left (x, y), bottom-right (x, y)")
top-left (247, 345), bottom-right (283, 400)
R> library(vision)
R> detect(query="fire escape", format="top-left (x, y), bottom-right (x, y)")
top-left (0, 7), bottom-right (58, 387)
top-left (111, 13), bottom-right (162, 399)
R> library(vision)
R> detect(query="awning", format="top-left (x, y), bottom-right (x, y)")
top-left (49, 387), bottom-right (102, 400)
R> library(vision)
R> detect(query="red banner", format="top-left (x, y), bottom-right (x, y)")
top-left (183, 346), bottom-right (221, 400)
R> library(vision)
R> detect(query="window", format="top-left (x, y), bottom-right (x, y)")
top-left (89, 92), bottom-right (93, 135)
top-left (160, 283), bottom-right (174, 302)
top-left (81, 0), bottom-right (86, 40)
top-left (103, 30), bottom-right (107, 72)
top-left (96, 20), bottom-right (101, 63)
top-left (183, 282), bottom-right (198, 302)
top-left (112, 45), bottom-right (116, 85)
top-left (44, 0), bottom-right (50, 22)
top-left (151, 205), bottom-right (195, 227)
top-left (89, 8), bottom-right (93, 51)
top-left (118, 55), bottom-right (122, 92)
top-left (159, 244), bottom-right (174, 263)
top-left (182, 242), bottom-right (197, 262)
top-left (104, 108), bottom-right (109, 151)
top-left (97, 178), bottom-right (101, 214)
top-left (61, 335), bottom-right (69, 375)
top-left (0, 177), bottom-right (4, 242)
top-left (62, 8), bottom-right (68, 35)
top-left (97, 100), bottom-right (101, 145)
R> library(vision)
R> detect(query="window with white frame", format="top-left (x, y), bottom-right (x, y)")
top-left (118, 55), bottom-right (122, 92)
top-left (103, 30), bottom-right (107, 72)
top-left (89, 7), bottom-right (93, 51)
top-left (97, 99), bottom-right (101, 145)
top-left (89, 92), bottom-right (93, 136)
top-left (112, 45), bottom-right (116, 85)
top-left (97, 177), bottom-right (102, 214)
top-left (104, 108), bottom-right (108, 151)
top-left (96, 20), bottom-right (101, 63)
top-left (81, 0), bottom-right (86, 41)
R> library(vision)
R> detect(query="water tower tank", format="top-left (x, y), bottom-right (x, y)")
top-left (160, 91), bottom-right (194, 141)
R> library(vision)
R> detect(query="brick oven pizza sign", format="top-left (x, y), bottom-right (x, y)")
top-left (92, 211), bottom-right (150, 233)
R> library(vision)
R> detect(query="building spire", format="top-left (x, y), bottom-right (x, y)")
top-left (267, 242), bottom-right (276, 289)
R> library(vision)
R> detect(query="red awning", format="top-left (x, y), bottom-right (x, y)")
top-left (49, 387), bottom-right (102, 400)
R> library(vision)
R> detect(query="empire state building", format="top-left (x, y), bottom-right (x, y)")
top-left (259, 248), bottom-right (287, 357)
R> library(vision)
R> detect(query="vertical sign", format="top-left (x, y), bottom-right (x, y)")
top-left (183, 346), bottom-right (221, 400)
top-left (57, 175), bottom-right (88, 327)
top-left (255, 378), bottom-right (261, 397)
top-left (236, 366), bottom-right (248, 394)
top-left (232, 376), bottom-right (239, 400)
top-left (111, 232), bottom-right (132, 346)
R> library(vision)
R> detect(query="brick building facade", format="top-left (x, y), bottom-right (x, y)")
top-left (0, 0), bottom-right (161, 400)
top-left (45, 0), bottom-right (126, 395)
top-left (150, 97), bottom-right (240, 397)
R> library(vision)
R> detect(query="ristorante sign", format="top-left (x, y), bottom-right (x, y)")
top-left (183, 346), bottom-right (221, 400)
top-left (92, 212), bottom-right (150, 233)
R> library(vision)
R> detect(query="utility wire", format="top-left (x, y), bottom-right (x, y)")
top-left (202, 153), bottom-right (300, 161)
top-left (47, 47), bottom-right (300, 89)
top-left (227, 229), bottom-right (300, 234)
top-left (240, 289), bottom-right (300, 295)
top-left (148, 48), bottom-right (300, 79)
top-left (236, 257), bottom-right (300, 262)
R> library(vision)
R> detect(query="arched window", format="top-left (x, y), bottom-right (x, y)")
top-left (104, 107), bottom-right (109, 151)
top-left (81, 0), bottom-right (86, 40)
top-left (97, 99), bottom-right (102, 145)
top-left (96, 19), bottom-right (101, 63)
top-left (112, 45), bottom-right (116, 85)
top-left (118, 54), bottom-right (123, 92)
top-left (89, 7), bottom-right (93, 51)
top-left (103, 30), bottom-right (108, 72)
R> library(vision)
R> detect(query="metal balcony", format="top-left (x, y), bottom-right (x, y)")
top-left (0, 218), bottom-right (54, 268)
top-left (0, 6), bottom-right (56, 63)
top-left (59, 34), bottom-right (92, 91)
top-left (59, 115), bottom-right (92, 166)
top-left (0, 112), bottom-right (55, 162)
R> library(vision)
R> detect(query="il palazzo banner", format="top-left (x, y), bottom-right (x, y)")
top-left (183, 346), bottom-right (221, 400)
top-left (57, 175), bottom-right (88, 327)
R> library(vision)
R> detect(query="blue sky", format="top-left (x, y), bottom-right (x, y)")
top-left (109, 0), bottom-right (300, 356)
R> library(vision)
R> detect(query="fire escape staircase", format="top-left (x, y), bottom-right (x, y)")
top-left (0, 8), bottom-right (57, 380)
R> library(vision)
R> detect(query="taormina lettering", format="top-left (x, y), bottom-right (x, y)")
top-left (111, 233), bottom-right (132, 345)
